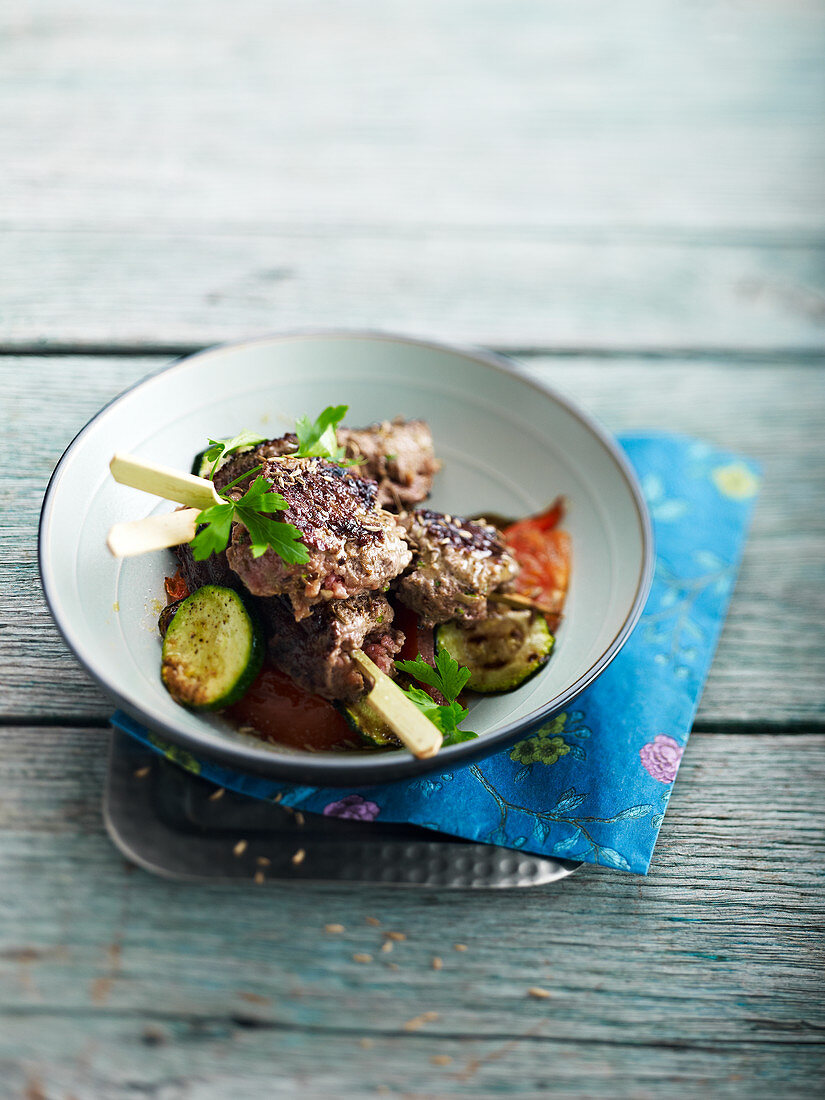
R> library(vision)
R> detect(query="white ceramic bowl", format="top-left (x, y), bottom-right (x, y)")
top-left (39, 332), bottom-right (653, 783)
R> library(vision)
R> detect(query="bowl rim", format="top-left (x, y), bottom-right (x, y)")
top-left (39, 328), bottom-right (655, 784)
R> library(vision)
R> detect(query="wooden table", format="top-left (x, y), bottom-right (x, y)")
top-left (2, 3), bottom-right (824, 1096)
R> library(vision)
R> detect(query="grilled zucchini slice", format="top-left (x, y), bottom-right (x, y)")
top-left (161, 585), bottom-right (264, 709)
top-left (436, 609), bottom-right (554, 694)
top-left (340, 696), bottom-right (402, 749)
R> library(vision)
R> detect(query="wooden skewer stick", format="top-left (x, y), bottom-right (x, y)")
top-left (106, 453), bottom-right (443, 755)
top-left (110, 453), bottom-right (222, 510)
top-left (352, 651), bottom-right (443, 759)
top-left (107, 508), bottom-right (201, 558)
top-left (489, 591), bottom-right (560, 617)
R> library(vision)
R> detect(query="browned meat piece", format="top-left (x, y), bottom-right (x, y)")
top-left (213, 419), bottom-right (439, 510)
top-left (173, 538), bottom-right (241, 594)
top-left (258, 593), bottom-right (404, 702)
top-left (339, 418), bottom-right (440, 510)
top-left (226, 456), bottom-right (412, 620)
top-left (212, 434), bottom-right (298, 492)
top-left (395, 509), bottom-right (520, 626)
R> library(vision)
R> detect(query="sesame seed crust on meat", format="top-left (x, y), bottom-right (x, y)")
top-left (395, 509), bottom-right (520, 626)
top-left (226, 456), bottom-right (412, 620)
top-left (338, 418), bottom-right (440, 510)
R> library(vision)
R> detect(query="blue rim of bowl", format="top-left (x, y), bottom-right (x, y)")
top-left (39, 329), bottom-right (655, 785)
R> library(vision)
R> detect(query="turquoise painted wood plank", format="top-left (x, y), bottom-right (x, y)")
top-left (2, 1), bottom-right (824, 350)
top-left (2, 0), bottom-right (824, 233)
top-left (0, 727), bottom-right (822, 1097)
top-left (2, 354), bottom-right (822, 723)
top-left (2, 232), bottom-right (824, 352)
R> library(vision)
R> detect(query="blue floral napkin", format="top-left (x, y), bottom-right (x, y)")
top-left (112, 433), bottom-right (760, 874)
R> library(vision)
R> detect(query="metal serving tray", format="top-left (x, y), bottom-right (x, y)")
top-left (104, 731), bottom-right (580, 888)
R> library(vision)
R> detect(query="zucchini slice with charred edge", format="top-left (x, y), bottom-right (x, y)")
top-left (340, 696), bottom-right (403, 749)
top-left (161, 585), bottom-right (264, 710)
top-left (436, 609), bottom-right (554, 694)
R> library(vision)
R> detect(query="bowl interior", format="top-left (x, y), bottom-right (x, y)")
top-left (41, 334), bottom-right (649, 777)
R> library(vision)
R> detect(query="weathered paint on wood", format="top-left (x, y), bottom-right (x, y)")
top-left (2, 354), bottom-right (822, 723)
top-left (2, 0), bottom-right (824, 1094)
top-left (3, 0), bottom-right (824, 233)
top-left (0, 728), bottom-right (822, 1097)
top-left (2, 1), bottom-right (825, 352)
top-left (2, 232), bottom-right (824, 352)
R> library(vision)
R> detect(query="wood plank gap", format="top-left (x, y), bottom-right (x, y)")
top-left (0, 1008), bottom-right (822, 1050)
top-left (5, 222), bottom-right (825, 247)
top-left (0, 716), bottom-right (111, 730)
top-left (1, 343), bottom-right (824, 363)
top-left (691, 720), bottom-right (825, 735)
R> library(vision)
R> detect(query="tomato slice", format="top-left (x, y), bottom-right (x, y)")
top-left (227, 665), bottom-right (357, 751)
top-left (503, 498), bottom-right (571, 623)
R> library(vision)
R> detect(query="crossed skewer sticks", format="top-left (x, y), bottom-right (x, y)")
top-left (106, 452), bottom-right (442, 759)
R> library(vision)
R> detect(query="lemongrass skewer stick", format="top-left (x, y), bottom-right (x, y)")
top-left (489, 591), bottom-right (560, 617)
top-left (108, 452), bottom-right (443, 756)
top-left (352, 651), bottom-right (442, 759)
top-left (109, 453), bottom-right (222, 510)
top-left (107, 508), bottom-right (201, 558)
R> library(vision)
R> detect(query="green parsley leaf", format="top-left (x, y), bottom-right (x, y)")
top-left (294, 405), bottom-right (349, 461)
top-left (433, 648), bottom-right (472, 701)
top-left (395, 651), bottom-right (476, 746)
top-left (234, 475), bottom-right (289, 514)
top-left (202, 429), bottom-right (267, 479)
top-left (190, 502), bottom-right (235, 561)
top-left (396, 651), bottom-right (471, 701)
top-left (190, 473), bottom-right (309, 565)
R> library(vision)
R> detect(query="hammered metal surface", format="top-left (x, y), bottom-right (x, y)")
top-left (104, 732), bottom-right (580, 888)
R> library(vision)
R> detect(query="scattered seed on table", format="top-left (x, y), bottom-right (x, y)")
top-left (431, 956), bottom-right (443, 970)
top-left (294, 811), bottom-right (305, 827)
top-left (324, 923), bottom-right (345, 934)
top-left (133, 766), bottom-right (150, 780)
top-left (431, 1055), bottom-right (452, 1067)
top-left (366, 916), bottom-right (381, 927)
top-left (454, 943), bottom-right (468, 952)
top-left (358, 1038), bottom-right (374, 1049)
top-left (208, 787), bottom-right (225, 802)
top-left (256, 856), bottom-right (271, 867)
top-left (233, 839), bottom-right (248, 857)
top-left (353, 953), bottom-right (373, 964)
top-left (253, 870), bottom-right (265, 885)
top-left (403, 1011), bottom-right (439, 1032)
top-left (527, 986), bottom-right (552, 999)
top-left (384, 931), bottom-right (406, 942)
top-left (273, 792), bottom-right (283, 803)
top-left (381, 941), bottom-right (393, 954)
top-left (387, 963), bottom-right (400, 971)
top-left (291, 848), bottom-right (306, 866)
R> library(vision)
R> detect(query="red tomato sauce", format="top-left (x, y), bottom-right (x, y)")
top-left (226, 664), bottom-right (358, 752)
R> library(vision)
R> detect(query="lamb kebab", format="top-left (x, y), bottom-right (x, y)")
top-left (212, 417), bottom-right (439, 511)
top-left (107, 406), bottom-right (569, 755)
top-left (224, 454), bottom-right (412, 620)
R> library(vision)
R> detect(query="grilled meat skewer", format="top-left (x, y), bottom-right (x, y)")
top-left (226, 456), bottom-right (411, 621)
top-left (213, 418), bottom-right (439, 511)
top-left (395, 509), bottom-right (520, 626)
top-left (259, 592), bottom-right (404, 702)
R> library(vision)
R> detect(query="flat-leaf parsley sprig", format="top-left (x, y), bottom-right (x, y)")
top-left (190, 406), bottom-right (353, 563)
top-left (395, 651), bottom-right (477, 746)
top-left (202, 429), bottom-right (267, 480)
top-left (294, 404), bottom-right (349, 461)
top-left (190, 468), bottom-right (309, 564)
